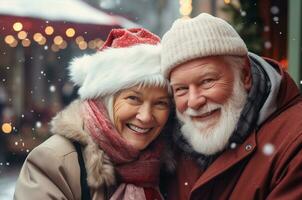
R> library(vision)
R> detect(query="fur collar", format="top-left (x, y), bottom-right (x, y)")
top-left (50, 99), bottom-right (115, 188)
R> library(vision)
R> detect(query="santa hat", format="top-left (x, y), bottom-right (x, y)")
top-left (69, 28), bottom-right (166, 99)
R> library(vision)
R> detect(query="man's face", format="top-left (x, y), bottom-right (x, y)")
top-left (170, 56), bottom-right (250, 155)
top-left (170, 56), bottom-right (236, 124)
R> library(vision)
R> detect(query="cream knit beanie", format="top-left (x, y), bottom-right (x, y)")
top-left (161, 13), bottom-right (248, 78)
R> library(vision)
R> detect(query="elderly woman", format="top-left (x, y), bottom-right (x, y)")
top-left (14, 28), bottom-right (172, 200)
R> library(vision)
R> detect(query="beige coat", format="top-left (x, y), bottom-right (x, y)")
top-left (14, 100), bottom-right (116, 200)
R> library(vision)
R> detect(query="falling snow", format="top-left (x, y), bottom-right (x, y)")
top-left (49, 85), bottom-right (56, 92)
top-left (230, 142), bottom-right (237, 149)
top-left (273, 16), bottom-right (279, 22)
top-left (263, 143), bottom-right (275, 156)
top-left (264, 41), bottom-right (272, 49)
top-left (44, 45), bottom-right (49, 50)
top-left (270, 6), bottom-right (279, 15)
top-left (36, 121), bottom-right (42, 128)
top-left (264, 26), bottom-right (270, 32)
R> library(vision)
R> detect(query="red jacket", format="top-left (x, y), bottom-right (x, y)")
top-left (164, 59), bottom-right (302, 200)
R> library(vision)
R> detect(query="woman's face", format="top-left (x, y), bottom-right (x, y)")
top-left (113, 85), bottom-right (170, 150)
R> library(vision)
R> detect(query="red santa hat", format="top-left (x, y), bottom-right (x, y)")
top-left (69, 28), bottom-right (166, 99)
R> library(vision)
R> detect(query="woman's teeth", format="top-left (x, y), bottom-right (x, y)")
top-left (127, 124), bottom-right (152, 133)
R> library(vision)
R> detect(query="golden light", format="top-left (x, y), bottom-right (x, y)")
top-left (75, 36), bottom-right (84, 44)
top-left (224, 0), bottom-right (231, 4)
top-left (59, 40), bottom-right (67, 49)
top-left (95, 39), bottom-right (104, 48)
top-left (66, 28), bottom-right (75, 37)
top-left (45, 26), bottom-right (54, 35)
top-left (38, 37), bottom-right (47, 45)
top-left (2, 123), bottom-right (12, 134)
top-left (51, 44), bottom-right (60, 52)
top-left (10, 40), bottom-right (18, 47)
top-left (78, 41), bottom-right (87, 50)
top-left (33, 33), bottom-right (43, 42)
top-left (53, 35), bottom-right (63, 45)
top-left (22, 39), bottom-right (31, 47)
top-left (4, 35), bottom-right (15, 44)
top-left (13, 22), bottom-right (23, 31)
top-left (88, 40), bottom-right (96, 49)
top-left (18, 31), bottom-right (28, 40)
top-left (179, 4), bottom-right (192, 16)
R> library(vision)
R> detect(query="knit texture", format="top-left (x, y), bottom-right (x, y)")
top-left (161, 13), bottom-right (248, 78)
top-left (68, 28), bottom-right (167, 99)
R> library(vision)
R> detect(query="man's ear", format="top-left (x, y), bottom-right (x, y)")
top-left (242, 56), bottom-right (252, 91)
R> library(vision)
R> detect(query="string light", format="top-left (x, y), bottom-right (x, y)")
top-left (33, 33), bottom-right (43, 42)
top-left (45, 26), bottom-right (54, 35)
top-left (179, 0), bottom-right (192, 18)
top-left (66, 28), bottom-right (75, 37)
top-left (88, 40), bottom-right (96, 49)
top-left (78, 41), bottom-right (87, 50)
top-left (10, 40), bottom-right (18, 47)
top-left (75, 36), bottom-right (84, 44)
top-left (4, 35), bottom-right (15, 44)
top-left (13, 22), bottom-right (23, 31)
top-left (53, 36), bottom-right (63, 45)
top-left (18, 31), bottom-right (27, 40)
top-left (51, 44), bottom-right (60, 52)
top-left (224, 0), bottom-right (231, 4)
top-left (38, 37), bottom-right (47, 45)
top-left (22, 39), bottom-right (31, 47)
top-left (2, 123), bottom-right (12, 134)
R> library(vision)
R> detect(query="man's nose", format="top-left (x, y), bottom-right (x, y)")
top-left (187, 86), bottom-right (206, 110)
top-left (136, 104), bottom-right (154, 123)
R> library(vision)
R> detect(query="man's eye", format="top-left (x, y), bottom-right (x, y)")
top-left (201, 79), bottom-right (215, 88)
top-left (173, 86), bottom-right (188, 96)
top-left (174, 87), bottom-right (188, 92)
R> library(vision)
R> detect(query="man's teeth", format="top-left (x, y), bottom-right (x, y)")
top-left (128, 124), bottom-right (151, 133)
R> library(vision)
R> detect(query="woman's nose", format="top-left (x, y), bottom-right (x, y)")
top-left (136, 104), bottom-right (154, 123)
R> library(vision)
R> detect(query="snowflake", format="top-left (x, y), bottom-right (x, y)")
top-left (230, 142), bottom-right (237, 149)
top-left (49, 85), bottom-right (56, 92)
top-left (240, 10), bottom-right (247, 17)
top-left (270, 6), bottom-right (279, 15)
top-left (36, 121), bottom-right (42, 128)
top-left (263, 143), bottom-right (275, 156)
top-left (264, 41), bottom-right (272, 49)
top-left (273, 16), bottom-right (279, 22)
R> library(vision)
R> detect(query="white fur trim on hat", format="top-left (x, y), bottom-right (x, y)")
top-left (69, 44), bottom-right (167, 99)
top-left (161, 13), bottom-right (248, 78)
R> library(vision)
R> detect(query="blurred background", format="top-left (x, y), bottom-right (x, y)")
top-left (0, 0), bottom-right (301, 199)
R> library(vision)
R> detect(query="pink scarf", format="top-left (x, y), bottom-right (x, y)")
top-left (82, 100), bottom-right (164, 200)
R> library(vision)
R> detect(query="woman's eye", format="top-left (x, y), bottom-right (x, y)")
top-left (126, 96), bottom-right (140, 102)
top-left (156, 101), bottom-right (169, 106)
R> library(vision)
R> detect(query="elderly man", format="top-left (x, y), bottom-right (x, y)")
top-left (160, 13), bottom-right (302, 200)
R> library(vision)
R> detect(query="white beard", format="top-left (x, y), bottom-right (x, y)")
top-left (176, 74), bottom-right (248, 156)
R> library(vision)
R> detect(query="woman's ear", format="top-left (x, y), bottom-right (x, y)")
top-left (242, 57), bottom-right (252, 91)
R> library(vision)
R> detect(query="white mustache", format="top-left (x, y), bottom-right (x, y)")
top-left (184, 103), bottom-right (222, 117)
